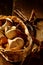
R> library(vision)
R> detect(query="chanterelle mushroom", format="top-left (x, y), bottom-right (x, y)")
top-left (8, 37), bottom-right (24, 50)
top-left (2, 18), bottom-right (13, 31)
top-left (0, 32), bottom-right (7, 45)
top-left (5, 26), bottom-right (17, 39)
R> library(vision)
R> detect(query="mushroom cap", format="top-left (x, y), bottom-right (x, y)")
top-left (8, 37), bottom-right (24, 50)
top-left (5, 26), bottom-right (17, 39)
top-left (0, 32), bottom-right (7, 45)
top-left (2, 18), bottom-right (13, 31)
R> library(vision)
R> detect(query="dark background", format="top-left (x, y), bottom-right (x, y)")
top-left (0, 0), bottom-right (13, 15)
top-left (14, 0), bottom-right (43, 18)
top-left (0, 0), bottom-right (43, 18)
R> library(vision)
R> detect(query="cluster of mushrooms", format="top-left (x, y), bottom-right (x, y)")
top-left (0, 16), bottom-right (40, 63)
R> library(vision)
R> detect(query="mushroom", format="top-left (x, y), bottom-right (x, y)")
top-left (2, 18), bottom-right (13, 31)
top-left (8, 37), bottom-right (24, 50)
top-left (0, 32), bottom-right (7, 45)
top-left (5, 26), bottom-right (17, 39)
top-left (5, 25), bottom-right (28, 41)
top-left (0, 27), bottom-right (3, 33)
